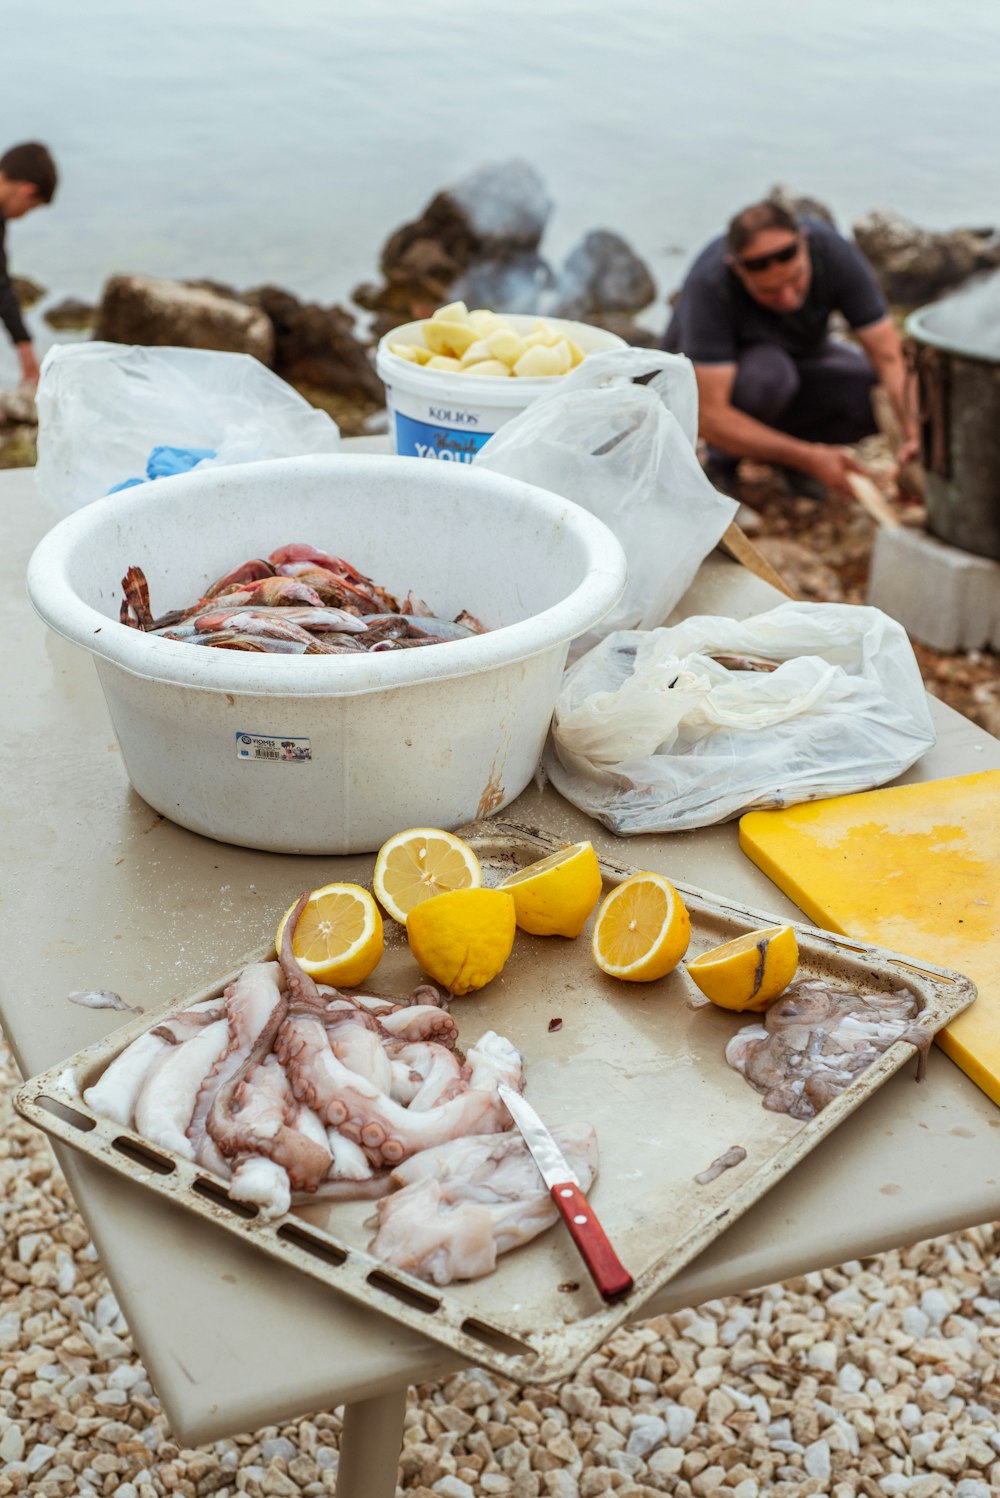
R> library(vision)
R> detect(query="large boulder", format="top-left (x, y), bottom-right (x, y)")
top-left (852, 209), bottom-right (1000, 306)
top-left (551, 230), bottom-right (656, 318)
top-left (94, 274), bottom-right (274, 363)
top-left (450, 252), bottom-right (557, 315)
top-left (357, 159), bottom-right (554, 324)
top-left (767, 185), bottom-right (836, 227)
top-left (244, 285), bottom-right (383, 403)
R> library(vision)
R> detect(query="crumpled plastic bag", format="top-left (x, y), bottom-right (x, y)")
top-left (474, 348), bottom-right (737, 658)
top-left (35, 342), bottom-right (341, 516)
top-left (544, 601), bottom-right (937, 834)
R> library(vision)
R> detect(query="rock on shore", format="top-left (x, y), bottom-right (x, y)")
top-left (94, 274), bottom-right (274, 363)
top-left (356, 158), bottom-right (658, 340)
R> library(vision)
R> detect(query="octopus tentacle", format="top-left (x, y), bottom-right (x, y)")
top-left (187, 961), bottom-right (286, 1161)
top-left (275, 1015), bottom-right (506, 1169)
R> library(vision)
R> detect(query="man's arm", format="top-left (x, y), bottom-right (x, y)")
top-left (695, 362), bottom-right (866, 495)
top-left (853, 316), bottom-right (919, 463)
top-left (0, 221), bottom-right (39, 388)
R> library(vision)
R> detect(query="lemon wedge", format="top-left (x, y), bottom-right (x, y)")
top-left (592, 872), bottom-right (691, 982)
top-left (275, 883), bottom-right (384, 986)
top-left (686, 924), bottom-right (798, 1011)
top-left (498, 840), bottom-right (603, 937)
top-left (372, 827), bottom-right (482, 925)
top-left (406, 888), bottom-right (516, 996)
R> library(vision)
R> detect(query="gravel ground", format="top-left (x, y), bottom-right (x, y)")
top-left (3, 1031), bottom-right (999, 1498)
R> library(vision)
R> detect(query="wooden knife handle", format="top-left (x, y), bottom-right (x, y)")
top-left (551, 1181), bottom-right (634, 1302)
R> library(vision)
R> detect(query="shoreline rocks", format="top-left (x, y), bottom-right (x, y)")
top-left (356, 158), bottom-right (659, 342)
top-left (94, 274), bottom-right (275, 363)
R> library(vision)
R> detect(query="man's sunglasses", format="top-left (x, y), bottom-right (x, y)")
top-left (737, 238), bottom-right (801, 274)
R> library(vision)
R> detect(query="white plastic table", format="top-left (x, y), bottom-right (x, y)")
top-left (3, 459), bottom-right (999, 1497)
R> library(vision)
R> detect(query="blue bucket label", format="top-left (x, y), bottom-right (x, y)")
top-left (393, 410), bottom-right (495, 462)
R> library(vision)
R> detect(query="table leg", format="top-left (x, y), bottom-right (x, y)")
top-left (336, 1384), bottom-right (408, 1498)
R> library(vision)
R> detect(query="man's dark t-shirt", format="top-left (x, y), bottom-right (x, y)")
top-left (0, 213), bottom-right (30, 347)
top-left (664, 219), bottom-right (886, 365)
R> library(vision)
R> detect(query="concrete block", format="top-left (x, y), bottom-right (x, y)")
top-left (867, 525), bottom-right (1000, 652)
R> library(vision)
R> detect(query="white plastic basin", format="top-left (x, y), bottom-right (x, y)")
top-left (27, 454), bottom-right (627, 853)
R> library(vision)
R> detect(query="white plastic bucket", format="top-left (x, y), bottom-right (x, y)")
top-left (376, 314), bottom-right (626, 461)
top-left (27, 454), bottom-right (627, 854)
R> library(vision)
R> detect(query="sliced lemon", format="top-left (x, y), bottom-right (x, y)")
top-left (592, 872), bottom-right (691, 982)
top-left (372, 827), bottom-right (482, 925)
top-left (686, 924), bottom-right (798, 1011)
top-left (406, 887), bottom-right (516, 996)
top-left (498, 840), bottom-right (603, 937)
top-left (275, 883), bottom-right (383, 986)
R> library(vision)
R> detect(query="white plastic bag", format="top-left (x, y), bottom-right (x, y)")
top-left (35, 342), bottom-right (341, 516)
top-left (474, 348), bottom-right (737, 658)
top-left (544, 602), bottom-right (936, 833)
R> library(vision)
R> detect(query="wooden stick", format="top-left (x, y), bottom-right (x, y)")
top-left (846, 472), bottom-right (902, 528)
top-left (719, 521), bottom-right (796, 598)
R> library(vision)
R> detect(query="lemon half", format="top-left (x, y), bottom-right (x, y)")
top-left (591, 872), bottom-right (691, 982)
top-left (275, 883), bottom-right (384, 987)
top-left (406, 887), bottom-right (516, 996)
top-left (685, 924), bottom-right (798, 1011)
top-left (498, 840), bottom-right (603, 937)
top-left (372, 827), bottom-right (482, 925)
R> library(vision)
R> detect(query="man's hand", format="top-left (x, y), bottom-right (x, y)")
top-left (896, 434), bottom-right (920, 466)
top-left (803, 444), bottom-right (868, 496)
top-left (15, 340), bottom-right (40, 390)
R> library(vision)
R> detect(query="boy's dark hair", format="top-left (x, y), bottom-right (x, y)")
top-left (726, 201), bottom-right (798, 257)
top-left (0, 142), bottom-right (58, 204)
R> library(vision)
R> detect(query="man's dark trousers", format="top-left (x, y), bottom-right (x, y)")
top-left (710, 339), bottom-right (879, 473)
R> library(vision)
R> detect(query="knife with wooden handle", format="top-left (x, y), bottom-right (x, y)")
top-left (498, 1083), bottom-right (633, 1303)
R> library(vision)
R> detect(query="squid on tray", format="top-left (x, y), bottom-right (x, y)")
top-left (80, 893), bottom-right (598, 1286)
top-left (118, 542), bottom-right (488, 655)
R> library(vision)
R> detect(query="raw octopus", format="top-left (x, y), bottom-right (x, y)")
top-left (118, 543), bottom-right (488, 654)
top-left (81, 895), bottom-right (598, 1284)
top-left (725, 979), bottom-right (933, 1120)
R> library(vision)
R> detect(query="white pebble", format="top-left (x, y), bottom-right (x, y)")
top-left (663, 1405), bottom-right (695, 1445)
top-left (108, 1365), bottom-right (145, 1390)
top-left (26, 1443), bottom-right (56, 1476)
top-left (684, 1314), bottom-right (718, 1348)
top-left (807, 1340), bottom-right (838, 1372)
top-left (767, 1419), bottom-right (792, 1442)
top-left (956, 1482), bottom-right (992, 1498)
top-left (543, 1474), bottom-right (579, 1498)
top-left (902, 1307), bottom-right (931, 1337)
top-left (0, 1425), bottom-right (25, 1463)
top-left (910, 1431), bottom-right (939, 1463)
top-left (262, 1437), bottom-right (298, 1463)
top-left (879, 1478), bottom-right (914, 1496)
top-left (732, 1483), bottom-right (759, 1498)
top-left (901, 1403), bottom-right (923, 1430)
top-left (804, 1441), bottom-right (832, 1481)
top-left (316, 1448), bottom-right (337, 1471)
top-left (920, 1289), bottom-right (951, 1326)
top-left (94, 1290), bottom-right (122, 1329)
top-left (626, 1415), bottom-right (667, 1458)
top-left (923, 1374), bottom-right (955, 1401)
top-left (17, 1233), bottom-right (44, 1266)
top-left (721, 1308), bottom-right (757, 1345)
top-left (433, 1478), bottom-right (476, 1498)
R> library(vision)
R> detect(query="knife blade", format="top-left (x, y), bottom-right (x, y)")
top-left (498, 1083), bottom-right (633, 1303)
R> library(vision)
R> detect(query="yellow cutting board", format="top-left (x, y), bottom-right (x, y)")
top-left (739, 770), bottom-right (1000, 1105)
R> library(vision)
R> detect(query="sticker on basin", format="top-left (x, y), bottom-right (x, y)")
top-left (236, 733), bottom-right (312, 763)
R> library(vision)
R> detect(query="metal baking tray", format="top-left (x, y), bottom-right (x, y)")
top-left (15, 820), bottom-right (976, 1384)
